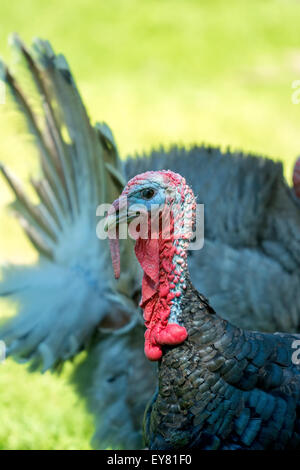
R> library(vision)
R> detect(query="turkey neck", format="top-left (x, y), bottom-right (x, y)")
top-left (144, 278), bottom-right (228, 449)
top-left (135, 209), bottom-right (222, 364)
top-left (135, 208), bottom-right (192, 361)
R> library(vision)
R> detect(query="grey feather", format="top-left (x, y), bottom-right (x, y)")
top-left (72, 323), bottom-right (156, 450)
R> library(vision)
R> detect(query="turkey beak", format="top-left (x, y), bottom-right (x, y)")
top-left (104, 196), bottom-right (127, 232)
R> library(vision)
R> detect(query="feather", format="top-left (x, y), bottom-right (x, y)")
top-left (0, 37), bottom-right (140, 376)
top-left (0, 164), bottom-right (58, 241)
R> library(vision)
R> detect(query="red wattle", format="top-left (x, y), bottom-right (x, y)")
top-left (144, 341), bottom-right (163, 361)
top-left (134, 209), bottom-right (188, 362)
top-left (135, 238), bottom-right (159, 296)
top-left (155, 323), bottom-right (188, 345)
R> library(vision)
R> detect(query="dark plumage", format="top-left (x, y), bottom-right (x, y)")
top-left (145, 278), bottom-right (300, 450)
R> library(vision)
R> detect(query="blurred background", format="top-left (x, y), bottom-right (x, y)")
top-left (1, 0), bottom-right (300, 449)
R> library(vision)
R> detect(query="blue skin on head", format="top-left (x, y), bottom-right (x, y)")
top-left (125, 182), bottom-right (167, 213)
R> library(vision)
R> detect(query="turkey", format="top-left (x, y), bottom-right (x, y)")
top-left (106, 169), bottom-right (300, 450)
top-left (1, 36), bottom-right (300, 449)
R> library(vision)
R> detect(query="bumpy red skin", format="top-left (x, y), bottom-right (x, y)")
top-left (109, 170), bottom-right (189, 361)
top-left (135, 203), bottom-right (188, 361)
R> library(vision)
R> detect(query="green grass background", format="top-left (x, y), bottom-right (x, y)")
top-left (1, 0), bottom-right (300, 449)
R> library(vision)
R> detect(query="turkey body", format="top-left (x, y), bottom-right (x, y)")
top-left (144, 278), bottom-right (300, 450)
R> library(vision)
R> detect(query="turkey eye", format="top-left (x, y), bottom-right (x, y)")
top-left (141, 188), bottom-right (155, 200)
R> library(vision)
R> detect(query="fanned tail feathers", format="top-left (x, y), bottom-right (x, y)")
top-left (0, 36), bottom-right (140, 370)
